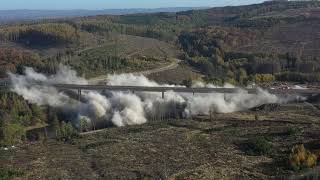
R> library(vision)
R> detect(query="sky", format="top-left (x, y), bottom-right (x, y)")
top-left (0, 0), bottom-right (266, 10)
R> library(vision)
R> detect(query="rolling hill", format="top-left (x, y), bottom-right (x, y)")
top-left (0, 7), bottom-right (208, 23)
top-left (0, 0), bottom-right (320, 83)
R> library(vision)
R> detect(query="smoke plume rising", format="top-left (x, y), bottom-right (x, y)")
top-left (9, 65), bottom-right (286, 128)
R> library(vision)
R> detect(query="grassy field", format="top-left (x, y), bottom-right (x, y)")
top-left (1, 102), bottom-right (319, 179)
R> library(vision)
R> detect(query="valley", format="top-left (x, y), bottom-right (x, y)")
top-left (0, 1), bottom-right (320, 179)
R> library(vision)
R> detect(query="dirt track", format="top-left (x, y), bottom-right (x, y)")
top-left (88, 59), bottom-right (181, 84)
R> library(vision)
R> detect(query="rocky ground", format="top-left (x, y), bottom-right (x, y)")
top-left (0, 103), bottom-right (320, 180)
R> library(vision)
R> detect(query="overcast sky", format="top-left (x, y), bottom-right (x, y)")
top-left (1, 0), bottom-right (266, 10)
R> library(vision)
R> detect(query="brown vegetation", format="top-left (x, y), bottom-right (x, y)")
top-left (0, 103), bottom-right (319, 179)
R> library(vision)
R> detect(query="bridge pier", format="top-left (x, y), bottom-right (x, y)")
top-left (162, 91), bottom-right (165, 99)
top-left (78, 89), bottom-right (82, 101)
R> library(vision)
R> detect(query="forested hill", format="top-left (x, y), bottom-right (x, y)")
top-left (0, 0), bottom-right (320, 84)
top-left (0, 7), bottom-right (208, 23)
top-left (108, 1), bottom-right (320, 26)
top-left (73, 0), bottom-right (320, 58)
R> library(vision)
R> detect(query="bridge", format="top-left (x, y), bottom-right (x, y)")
top-left (2, 79), bottom-right (320, 100)
top-left (53, 84), bottom-right (320, 100)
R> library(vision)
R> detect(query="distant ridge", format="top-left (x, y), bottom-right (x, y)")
top-left (0, 7), bottom-right (208, 22)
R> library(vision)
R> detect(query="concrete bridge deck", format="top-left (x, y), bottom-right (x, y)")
top-left (1, 79), bottom-right (320, 98)
top-left (51, 84), bottom-right (320, 96)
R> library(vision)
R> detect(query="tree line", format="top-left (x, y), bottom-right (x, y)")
top-left (0, 23), bottom-right (78, 46)
top-left (179, 28), bottom-right (320, 85)
top-left (0, 92), bottom-right (46, 146)
top-left (0, 48), bottom-right (44, 78)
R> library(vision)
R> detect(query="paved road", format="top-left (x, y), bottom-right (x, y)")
top-left (89, 58), bottom-right (181, 84)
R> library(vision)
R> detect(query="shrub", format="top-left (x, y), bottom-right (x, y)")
top-left (51, 116), bottom-right (61, 139)
top-left (253, 74), bottom-right (275, 83)
top-left (254, 114), bottom-right (259, 121)
top-left (60, 122), bottom-right (79, 141)
top-left (244, 136), bottom-right (273, 156)
top-left (286, 127), bottom-right (300, 136)
top-left (79, 118), bottom-right (89, 133)
top-left (276, 72), bottom-right (320, 83)
top-left (203, 76), bottom-right (224, 86)
top-left (289, 144), bottom-right (317, 171)
top-left (225, 78), bottom-right (237, 85)
top-left (0, 168), bottom-right (24, 180)
top-left (182, 78), bottom-right (193, 88)
top-left (0, 124), bottom-right (25, 146)
top-left (315, 150), bottom-right (320, 163)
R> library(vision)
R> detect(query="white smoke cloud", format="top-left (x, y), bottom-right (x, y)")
top-left (86, 92), bottom-right (111, 118)
top-left (185, 88), bottom-right (279, 114)
top-left (8, 68), bottom-right (70, 107)
top-left (110, 92), bottom-right (147, 127)
top-left (9, 65), bottom-right (287, 129)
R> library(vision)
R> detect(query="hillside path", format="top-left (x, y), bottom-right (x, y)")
top-left (88, 58), bottom-right (181, 84)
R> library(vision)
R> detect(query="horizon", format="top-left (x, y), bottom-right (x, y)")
top-left (0, 0), bottom-right (266, 10)
top-left (0, 7), bottom-right (209, 11)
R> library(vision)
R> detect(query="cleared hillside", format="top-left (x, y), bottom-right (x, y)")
top-left (1, 103), bottom-right (320, 179)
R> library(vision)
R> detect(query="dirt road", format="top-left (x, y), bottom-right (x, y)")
top-left (88, 59), bottom-right (181, 84)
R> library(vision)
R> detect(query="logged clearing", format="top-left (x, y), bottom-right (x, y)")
top-left (64, 34), bottom-right (181, 78)
top-left (147, 62), bottom-right (203, 85)
top-left (78, 34), bottom-right (181, 59)
top-left (1, 103), bottom-right (320, 180)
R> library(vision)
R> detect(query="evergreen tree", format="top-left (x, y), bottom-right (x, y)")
top-left (52, 115), bottom-right (61, 139)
